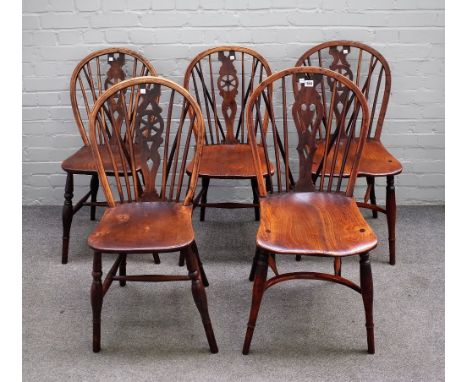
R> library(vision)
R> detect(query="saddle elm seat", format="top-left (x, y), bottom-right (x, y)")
top-left (62, 144), bottom-right (143, 174)
top-left (186, 144), bottom-right (273, 178)
top-left (87, 202), bottom-right (194, 253)
top-left (311, 138), bottom-right (403, 177)
top-left (256, 192), bottom-right (378, 257)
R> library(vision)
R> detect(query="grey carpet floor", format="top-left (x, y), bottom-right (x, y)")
top-left (23, 205), bottom-right (444, 382)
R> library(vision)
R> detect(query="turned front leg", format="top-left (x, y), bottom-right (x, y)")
top-left (386, 175), bottom-right (396, 265)
top-left (91, 252), bottom-right (103, 352)
top-left (359, 252), bottom-right (375, 354)
top-left (62, 172), bottom-right (74, 264)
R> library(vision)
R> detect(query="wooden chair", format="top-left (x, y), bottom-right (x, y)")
top-left (243, 67), bottom-right (378, 355)
top-left (295, 41), bottom-right (401, 265)
top-left (86, 76), bottom-right (218, 354)
top-left (184, 46), bottom-right (273, 221)
top-left (62, 48), bottom-right (157, 264)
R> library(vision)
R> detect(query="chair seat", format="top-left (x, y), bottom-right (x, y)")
top-left (88, 202), bottom-right (194, 253)
top-left (311, 138), bottom-right (403, 177)
top-left (62, 145), bottom-right (142, 175)
top-left (256, 192), bottom-right (378, 257)
top-left (186, 144), bottom-right (273, 178)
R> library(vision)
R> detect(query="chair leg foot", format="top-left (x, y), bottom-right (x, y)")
top-left (90, 174), bottom-right (99, 221)
top-left (200, 177), bottom-right (210, 222)
top-left (386, 176), bottom-right (396, 265)
top-left (119, 253), bottom-right (127, 287)
top-left (243, 250), bottom-right (268, 355)
top-left (152, 252), bottom-right (161, 264)
top-left (91, 252), bottom-right (103, 352)
top-left (62, 172), bottom-right (74, 264)
top-left (184, 245), bottom-right (218, 353)
top-left (360, 253), bottom-right (375, 354)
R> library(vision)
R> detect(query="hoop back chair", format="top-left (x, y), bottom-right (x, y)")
top-left (184, 46), bottom-right (273, 221)
top-left (295, 41), bottom-right (401, 265)
top-left (242, 67), bottom-right (378, 355)
top-left (62, 48), bottom-right (157, 264)
top-left (86, 76), bottom-right (218, 354)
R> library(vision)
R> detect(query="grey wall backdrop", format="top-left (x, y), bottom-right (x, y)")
top-left (22, 0), bottom-right (445, 205)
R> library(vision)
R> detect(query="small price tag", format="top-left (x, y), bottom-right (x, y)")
top-left (343, 46), bottom-right (350, 54)
top-left (298, 77), bottom-right (305, 84)
top-left (304, 80), bottom-right (314, 87)
top-left (229, 50), bottom-right (236, 61)
top-left (108, 54), bottom-right (114, 62)
top-left (139, 84), bottom-right (146, 95)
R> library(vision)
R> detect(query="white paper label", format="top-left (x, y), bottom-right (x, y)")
top-left (140, 88), bottom-right (146, 94)
top-left (108, 56), bottom-right (114, 62)
top-left (304, 80), bottom-right (314, 87)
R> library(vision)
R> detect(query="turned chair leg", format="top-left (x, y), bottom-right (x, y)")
top-left (386, 175), bottom-right (396, 265)
top-left (366, 176), bottom-right (378, 218)
top-left (119, 253), bottom-right (127, 287)
top-left (243, 250), bottom-right (269, 355)
top-left (91, 252), bottom-right (103, 352)
top-left (295, 255), bottom-right (301, 262)
top-left (90, 174), bottom-right (99, 221)
top-left (359, 253), bottom-right (375, 354)
top-left (200, 177), bottom-right (210, 222)
top-left (251, 177), bottom-right (260, 221)
top-left (334, 257), bottom-right (342, 276)
top-left (152, 252), bottom-right (161, 264)
top-left (191, 242), bottom-right (209, 287)
top-left (249, 248), bottom-right (260, 282)
top-left (183, 245), bottom-right (218, 353)
top-left (62, 172), bottom-right (74, 264)
top-left (178, 252), bottom-right (185, 267)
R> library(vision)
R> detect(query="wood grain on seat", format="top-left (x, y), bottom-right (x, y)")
top-left (186, 144), bottom-right (273, 178)
top-left (256, 192), bottom-right (378, 257)
top-left (61, 145), bottom-right (143, 174)
top-left (311, 138), bottom-right (402, 177)
top-left (88, 202), bottom-right (194, 253)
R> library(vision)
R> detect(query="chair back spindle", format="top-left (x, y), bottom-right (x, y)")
top-left (70, 48), bottom-right (157, 146)
top-left (296, 41), bottom-right (390, 140)
top-left (247, 67), bottom-right (370, 198)
top-left (88, 77), bottom-right (205, 207)
top-left (184, 46), bottom-right (272, 145)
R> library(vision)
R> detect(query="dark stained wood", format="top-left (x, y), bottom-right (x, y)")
top-left (242, 250), bottom-right (268, 355)
top-left (359, 253), bottom-right (375, 354)
top-left (91, 252), bottom-right (103, 353)
top-left (296, 41), bottom-right (400, 265)
top-left (61, 172), bottom-right (74, 264)
top-left (386, 175), bottom-right (396, 265)
top-left (62, 48), bottom-right (157, 264)
top-left (183, 244), bottom-right (218, 353)
top-left (87, 76), bottom-right (218, 353)
top-left (184, 46), bottom-right (273, 220)
top-left (242, 66), bottom-right (377, 355)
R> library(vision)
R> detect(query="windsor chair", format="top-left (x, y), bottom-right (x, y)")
top-left (87, 76), bottom-right (218, 354)
top-left (62, 48), bottom-right (158, 264)
top-left (243, 67), bottom-right (378, 355)
top-left (184, 46), bottom-right (273, 222)
top-left (295, 41), bottom-right (401, 265)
